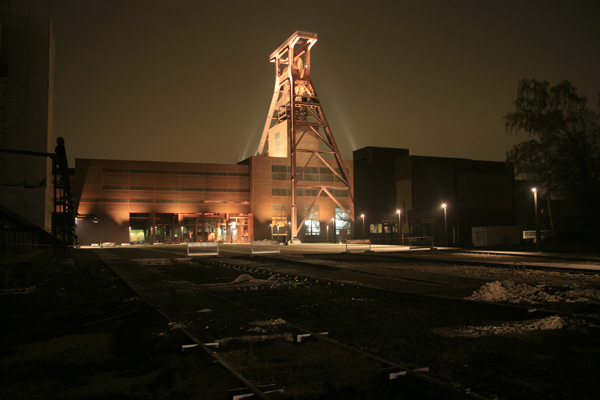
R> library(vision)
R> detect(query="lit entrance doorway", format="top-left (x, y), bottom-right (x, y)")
top-left (129, 213), bottom-right (181, 244)
top-left (180, 213), bottom-right (251, 243)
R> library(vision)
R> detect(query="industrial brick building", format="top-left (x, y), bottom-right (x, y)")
top-left (73, 155), bottom-right (353, 245)
top-left (74, 31), bottom-right (355, 246)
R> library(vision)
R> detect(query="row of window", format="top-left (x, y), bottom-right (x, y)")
top-left (102, 185), bottom-right (249, 192)
top-left (272, 188), bottom-right (349, 197)
top-left (272, 173), bottom-right (345, 182)
top-left (102, 168), bottom-right (249, 177)
top-left (271, 204), bottom-right (349, 215)
top-left (270, 165), bottom-right (349, 175)
top-left (79, 198), bottom-right (246, 204)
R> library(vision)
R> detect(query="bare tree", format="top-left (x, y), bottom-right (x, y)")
top-left (504, 79), bottom-right (600, 240)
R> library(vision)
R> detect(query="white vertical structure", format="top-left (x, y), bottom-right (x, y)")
top-left (257, 31), bottom-right (354, 239)
top-left (0, 4), bottom-right (54, 232)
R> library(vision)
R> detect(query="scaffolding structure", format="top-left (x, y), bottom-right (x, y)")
top-left (257, 31), bottom-right (354, 239)
top-left (0, 138), bottom-right (75, 254)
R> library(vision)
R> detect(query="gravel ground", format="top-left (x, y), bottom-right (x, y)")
top-left (2, 249), bottom-right (600, 400)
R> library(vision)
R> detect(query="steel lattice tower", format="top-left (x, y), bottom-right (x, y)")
top-left (257, 31), bottom-right (354, 239)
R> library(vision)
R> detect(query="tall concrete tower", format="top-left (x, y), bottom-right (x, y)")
top-left (0, 2), bottom-right (54, 231)
top-left (257, 31), bottom-right (353, 239)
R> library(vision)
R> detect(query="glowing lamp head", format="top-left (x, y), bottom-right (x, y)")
top-left (442, 203), bottom-right (446, 208)
top-left (361, 214), bottom-right (364, 218)
top-left (532, 187), bottom-right (537, 192)
top-left (397, 209), bottom-right (401, 214)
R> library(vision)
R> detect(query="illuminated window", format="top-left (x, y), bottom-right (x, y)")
top-left (272, 188), bottom-right (291, 196)
top-left (272, 204), bottom-right (288, 230)
top-left (336, 206), bottom-right (351, 235)
top-left (370, 224), bottom-right (382, 234)
top-left (304, 220), bottom-right (320, 235)
top-left (304, 204), bottom-right (320, 235)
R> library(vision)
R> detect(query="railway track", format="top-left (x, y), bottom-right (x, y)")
top-left (102, 254), bottom-right (494, 399)
top-left (94, 250), bottom-right (600, 400)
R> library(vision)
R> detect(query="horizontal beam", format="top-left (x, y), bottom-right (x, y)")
top-left (0, 148), bottom-right (54, 159)
top-left (269, 30), bottom-right (318, 62)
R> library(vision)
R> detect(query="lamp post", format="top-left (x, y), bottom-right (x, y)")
top-left (326, 224), bottom-right (329, 243)
top-left (532, 188), bottom-right (541, 252)
top-left (361, 214), bottom-right (365, 239)
top-left (396, 209), bottom-right (402, 245)
top-left (288, 221), bottom-right (291, 243)
top-left (332, 217), bottom-right (336, 244)
top-left (442, 203), bottom-right (447, 247)
top-left (276, 224), bottom-right (280, 243)
top-left (270, 224), bottom-right (273, 240)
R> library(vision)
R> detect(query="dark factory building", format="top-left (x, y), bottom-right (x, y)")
top-left (354, 146), bottom-right (516, 246)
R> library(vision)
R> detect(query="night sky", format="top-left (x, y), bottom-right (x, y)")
top-left (15, 0), bottom-right (600, 166)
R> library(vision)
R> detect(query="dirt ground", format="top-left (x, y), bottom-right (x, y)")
top-left (1, 253), bottom-right (247, 400)
top-left (2, 249), bottom-right (600, 400)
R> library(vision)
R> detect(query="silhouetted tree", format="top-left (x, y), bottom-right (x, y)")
top-left (504, 79), bottom-right (600, 239)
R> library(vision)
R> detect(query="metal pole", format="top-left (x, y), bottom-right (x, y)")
top-left (361, 214), bottom-right (365, 239)
top-left (533, 188), bottom-right (541, 251)
top-left (442, 204), bottom-right (447, 247)
top-left (332, 218), bottom-right (336, 244)
top-left (397, 210), bottom-right (401, 245)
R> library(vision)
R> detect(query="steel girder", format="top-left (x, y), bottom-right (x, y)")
top-left (257, 31), bottom-right (354, 239)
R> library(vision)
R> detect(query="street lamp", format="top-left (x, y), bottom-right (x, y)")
top-left (442, 203), bottom-right (447, 247)
top-left (288, 221), bottom-right (291, 243)
top-left (326, 224), bottom-right (329, 243)
top-left (276, 224), bottom-right (280, 243)
top-left (396, 210), bottom-right (402, 245)
top-left (361, 214), bottom-right (365, 239)
top-left (270, 223), bottom-right (273, 240)
top-left (532, 188), bottom-right (541, 252)
top-left (332, 217), bottom-right (336, 244)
